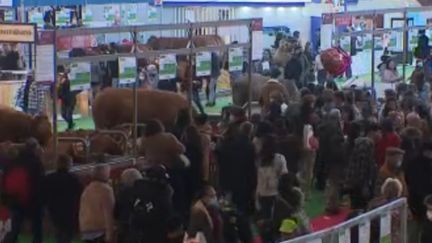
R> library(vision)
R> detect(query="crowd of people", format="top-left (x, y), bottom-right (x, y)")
top-left (2, 68), bottom-right (432, 243)
top-left (1, 29), bottom-right (432, 243)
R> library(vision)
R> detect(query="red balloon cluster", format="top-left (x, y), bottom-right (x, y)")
top-left (320, 47), bottom-right (352, 76)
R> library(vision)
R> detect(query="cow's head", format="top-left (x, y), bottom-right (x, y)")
top-left (31, 114), bottom-right (52, 147)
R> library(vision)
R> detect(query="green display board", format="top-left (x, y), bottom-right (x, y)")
top-left (196, 52), bottom-right (211, 77)
top-left (69, 62), bottom-right (91, 91)
top-left (159, 54), bottom-right (177, 80)
top-left (118, 57), bottom-right (137, 84)
top-left (229, 47), bottom-right (243, 72)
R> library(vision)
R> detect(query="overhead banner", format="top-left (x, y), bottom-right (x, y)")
top-left (69, 62), bottom-right (91, 91)
top-left (159, 54), bottom-right (177, 80)
top-left (196, 52), bottom-right (212, 77)
top-left (118, 57), bottom-right (137, 85)
top-left (229, 47), bottom-right (243, 72)
top-left (0, 23), bottom-right (36, 43)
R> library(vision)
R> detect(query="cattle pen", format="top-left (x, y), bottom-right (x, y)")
top-left (52, 19), bottom-right (259, 159)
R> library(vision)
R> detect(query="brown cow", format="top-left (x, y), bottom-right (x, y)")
top-left (92, 88), bottom-right (190, 129)
top-left (0, 107), bottom-right (52, 146)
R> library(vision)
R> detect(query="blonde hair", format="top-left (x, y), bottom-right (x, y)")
top-left (121, 168), bottom-right (143, 187)
top-left (381, 178), bottom-right (403, 198)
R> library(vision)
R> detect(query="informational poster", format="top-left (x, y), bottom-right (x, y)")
top-left (148, 7), bottom-right (158, 21)
top-left (83, 7), bottom-right (93, 26)
top-left (229, 47), bottom-right (243, 72)
top-left (0, 0), bottom-right (12, 7)
top-left (118, 57), bottom-right (137, 85)
top-left (196, 52), bottom-right (211, 77)
top-left (380, 212), bottom-right (392, 243)
top-left (338, 228), bottom-right (351, 243)
top-left (69, 62), bottom-right (91, 91)
top-left (159, 54), bottom-right (177, 80)
top-left (359, 221), bottom-right (371, 243)
top-left (29, 11), bottom-right (44, 27)
top-left (56, 9), bottom-right (70, 27)
top-left (104, 5), bottom-right (116, 22)
top-left (121, 4), bottom-right (138, 25)
top-left (251, 18), bottom-right (263, 60)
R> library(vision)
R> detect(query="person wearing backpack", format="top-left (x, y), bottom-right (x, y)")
top-left (2, 138), bottom-right (45, 243)
top-left (79, 164), bottom-right (115, 243)
top-left (129, 165), bottom-right (174, 243)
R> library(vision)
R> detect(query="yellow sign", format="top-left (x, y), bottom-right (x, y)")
top-left (0, 24), bottom-right (36, 43)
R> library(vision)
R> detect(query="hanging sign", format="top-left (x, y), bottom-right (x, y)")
top-left (69, 62), bottom-right (91, 91)
top-left (0, 23), bottom-right (36, 43)
top-left (380, 211), bottom-right (392, 243)
top-left (148, 7), bottom-right (158, 21)
top-left (118, 57), bottom-right (137, 85)
top-left (154, 0), bottom-right (163, 6)
top-left (196, 52), bottom-right (212, 77)
top-left (252, 18), bottom-right (264, 61)
top-left (29, 11), bottom-right (44, 27)
top-left (121, 5), bottom-right (137, 25)
top-left (159, 54), bottom-right (177, 80)
top-left (229, 47), bottom-right (243, 72)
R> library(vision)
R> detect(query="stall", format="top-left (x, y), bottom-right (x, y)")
top-left (321, 6), bottom-right (432, 97)
top-left (52, 18), bottom-right (259, 156)
top-left (0, 22), bottom-right (37, 109)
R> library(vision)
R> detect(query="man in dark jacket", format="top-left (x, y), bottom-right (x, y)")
top-left (44, 154), bottom-right (83, 243)
top-left (2, 138), bottom-right (45, 243)
top-left (284, 47), bottom-right (303, 88)
top-left (216, 116), bottom-right (257, 214)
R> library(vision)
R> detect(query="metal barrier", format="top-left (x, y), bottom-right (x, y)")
top-left (96, 129), bottom-right (129, 154)
top-left (281, 198), bottom-right (408, 243)
top-left (58, 137), bottom-right (90, 163)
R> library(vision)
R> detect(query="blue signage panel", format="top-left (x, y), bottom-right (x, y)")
top-left (161, 0), bottom-right (310, 6)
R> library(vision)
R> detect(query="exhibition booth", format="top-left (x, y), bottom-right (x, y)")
top-left (319, 6), bottom-right (432, 97)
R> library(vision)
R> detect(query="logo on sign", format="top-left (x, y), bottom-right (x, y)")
top-left (154, 0), bottom-right (163, 6)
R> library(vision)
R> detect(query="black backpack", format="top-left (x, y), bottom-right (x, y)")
top-left (129, 197), bottom-right (160, 229)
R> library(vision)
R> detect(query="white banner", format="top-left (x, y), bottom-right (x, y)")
top-left (252, 31), bottom-right (263, 61)
top-left (196, 52), bottom-right (212, 77)
top-left (118, 57), bottom-right (137, 85)
top-left (69, 62), bottom-right (91, 91)
top-left (159, 54), bottom-right (177, 80)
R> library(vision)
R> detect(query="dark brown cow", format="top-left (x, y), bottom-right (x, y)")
top-left (0, 107), bottom-right (52, 147)
top-left (92, 88), bottom-right (190, 129)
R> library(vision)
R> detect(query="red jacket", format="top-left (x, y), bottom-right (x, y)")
top-left (376, 132), bottom-right (401, 167)
top-left (2, 166), bottom-right (30, 207)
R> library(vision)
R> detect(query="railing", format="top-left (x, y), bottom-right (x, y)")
top-left (281, 198), bottom-right (408, 243)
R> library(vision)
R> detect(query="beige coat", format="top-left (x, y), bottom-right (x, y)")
top-left (139, 132), bottom-right (185, 167)
top-left (79, 181), bottom-right (115, 241)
